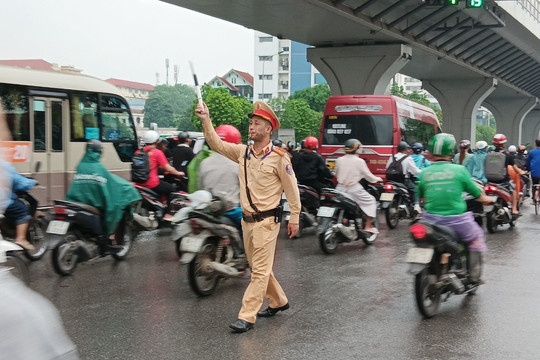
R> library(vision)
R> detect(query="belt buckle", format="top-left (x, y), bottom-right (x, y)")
top-left (253, 213), bottom-right (263, 222)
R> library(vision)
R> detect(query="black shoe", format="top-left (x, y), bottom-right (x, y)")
top-left (257, 303), bottom-right (290, 317)
top-left (229, 319), bottom-right (253, 333)
top-left (98, 244), bottom-right (123, 257)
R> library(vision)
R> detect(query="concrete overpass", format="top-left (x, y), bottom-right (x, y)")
top-left (163, 0), bottom-right (540, 145)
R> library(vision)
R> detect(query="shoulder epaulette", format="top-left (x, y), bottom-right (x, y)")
top-left (272, 147), bottom-right (286, 156)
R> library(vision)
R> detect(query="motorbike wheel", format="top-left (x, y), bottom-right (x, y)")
top-left (486, 210), bottom-right (499, 234)
top-left (4, 252), bottom-right (30, 285)
top-left (112, 219), bottom-right (134, 260)
top-left (318, 218), bottom-right (339, 254)
top-left (24, 220), bottom-right (48, 261)
top-left (415, 268), bottom-right (441, 318)
top-left (188, 243), bottom-right (219, 296)
top-left (51, 233), bottom-right (79, 276)
top-left (385, 199), bottom-right (400, 229)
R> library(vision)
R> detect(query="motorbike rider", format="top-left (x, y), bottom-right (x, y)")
top-left (135, 130), bottom-right (185, 220)
top-left (515, 145), bottom-right (530, 198)
top-left (66, 140), bottom-right (142, 255)
top-left (171, 131), bottom-right (194, 192)
top-left (411, 142), bottom-right (430, 171)
top-left (466, 140), bottom-right (489, 184)
top-left (418, 133), bottom-right (494, 285)
top-left (386, 141), bottom-right (422, 214)
top-left (3, 163), bottom-right (37, 250)
top-left (453, 140), bottom-right (473, 166)
top-left (198, 125), bottom-right (243, 245)
top-left (335, 139), bottom-right (383, 234)
top-left (291, 136), bottom-right (334, 194)
top-left (487, 134), bottom-right (523, 216)
top-left (526, 139), bottom-right (540, 202)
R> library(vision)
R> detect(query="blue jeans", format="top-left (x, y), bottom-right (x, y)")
top-left (4, 198), bottom-right (31, 225)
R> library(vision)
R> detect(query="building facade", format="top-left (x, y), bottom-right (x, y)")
top-left (207, 69), bottom-right (254, 101)
top-left (253, 31), bottom-right (326, 101)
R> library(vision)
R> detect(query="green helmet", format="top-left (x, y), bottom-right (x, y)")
top-left (429, 133), bottom-right (456, 156)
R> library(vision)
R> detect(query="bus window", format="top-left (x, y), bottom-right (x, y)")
top-left (100, 95), bottom-right (135, 141)
top-left (0, 85), bottom-right (30, 141)
top-left (322, 114), bottom-right (393, 146)
top-left (71, 94), bottom-right (98, 141)
top-left (33, 100), bottom-right (46, 151)
top-left (399, 116), bottom-right (437, 146)
top-left (51, 101), bottom-right (63, 151)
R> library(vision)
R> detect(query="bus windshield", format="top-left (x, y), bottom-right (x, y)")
top-left (322, 114), bottom-right (393, 146)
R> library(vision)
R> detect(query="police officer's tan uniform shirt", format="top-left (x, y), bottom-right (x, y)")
top-left (203, 126), bottom-right (301, 223)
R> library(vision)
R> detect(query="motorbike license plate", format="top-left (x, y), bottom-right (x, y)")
top-left (283, 201), bottom-right (290, 212)
top-left (406, 247), bottom-right (434, 264)
top-left (380, 192), bottom-right (395, 202)
top-left (46, 220), bottom-right (69, 235)
top-left (180, 236), bottom-right (204, 252)
top-left (317, 206), bottom-right (335, 217)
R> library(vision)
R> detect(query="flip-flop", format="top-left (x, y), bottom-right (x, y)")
top-left (364, 228), bottom-right (379, 234)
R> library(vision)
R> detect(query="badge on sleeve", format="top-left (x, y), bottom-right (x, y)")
top-left (285, 164), bottom-right (293, 175)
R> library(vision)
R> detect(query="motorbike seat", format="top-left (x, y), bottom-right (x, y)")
top-left (54, 200), bottom-right (101, 215)
top-left (387, 180), bottom-right (408, 189)
top-left (135, 186), bottom-right (161, 200)
top-left (298, 184), bottom-right (319, 198)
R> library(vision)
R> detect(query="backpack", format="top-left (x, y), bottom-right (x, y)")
top-left (484, 151), bottom-right (507, 182)
top-left (386, 154), bottom-right (408, 183)
top-left (514, 156), bottom-right (526, 170)
top-left (131, 149), bottom-right (151, 183)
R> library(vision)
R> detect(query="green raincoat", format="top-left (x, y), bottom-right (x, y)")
top-left (187, 145), bottom-right (214, 193)
top-left (66, 148), bottom-right (141, 235)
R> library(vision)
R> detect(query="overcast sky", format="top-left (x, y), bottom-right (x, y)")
top-left (1, 0), bottom-right (255, 86)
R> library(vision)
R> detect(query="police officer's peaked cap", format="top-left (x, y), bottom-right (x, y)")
top-left (248, 101), bottom-right (280, 130)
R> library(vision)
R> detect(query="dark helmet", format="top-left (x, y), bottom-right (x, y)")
top-left (411, 142), bottom-right (424, 154)
top-left (397, 141), bottom-right (410, 152)
top-left (86, 139), bottom-right (103, 153)
top-left (286, 141), bottom-right (295, 150)
top-left (344, 139), bottom-right (361, 154)
top-left (272, 137), bottom-right (283, 147)
top-left (178, 131), bottom-right (190, 143)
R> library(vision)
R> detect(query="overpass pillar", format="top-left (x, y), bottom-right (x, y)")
top-left (307, 44), bottom-right (412, 95)
top-left (422, 78), bottom-right (497, 144)
top-left (521, 109), bottom-right (540, 146)
top-left (483, 96), bottom-right (537, 146)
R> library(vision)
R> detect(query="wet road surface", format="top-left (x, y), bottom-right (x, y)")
top-left (26, 205), bottom-right (540, 360)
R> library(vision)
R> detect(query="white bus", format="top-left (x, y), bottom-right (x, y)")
top-left (0, 65), bottom-right (138, 206)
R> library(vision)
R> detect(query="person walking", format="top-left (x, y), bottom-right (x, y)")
top-left (195, 100), bottom-right (301, 333)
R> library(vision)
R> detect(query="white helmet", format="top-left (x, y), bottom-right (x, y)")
top-left (508, 145), bottom-right (517, 153)
top-left (143, 130), bottom-right (160, 144)
top-left (475, 140), bottom-right (488, 150)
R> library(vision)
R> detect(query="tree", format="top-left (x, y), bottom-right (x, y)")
top-left (476, 124), bottom-right (496, 143)
top-left (190, 85), bottom-right (252, 140)
top-left (289, 84), bottom-right (331, 112)
top-left (280, 99), bottom-right (322, 141)
top-left (143, 84), bottom-right (195, 128)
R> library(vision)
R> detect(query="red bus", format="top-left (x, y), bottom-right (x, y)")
top-left (318, 95), bottom-right (441, 178)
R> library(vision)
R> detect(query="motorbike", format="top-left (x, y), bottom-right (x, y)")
top-left (282, 184), bottom-right (321, 238)
top-left (0, 235), bottom-right (29, 285)
top-left (171, 190), bottom-right (247, 296)
top-left (132, 183), bottom-right (189, 232)
top-left (316, 183), bottom-right (381, 254)
top-left (0, 191), bottom-right (49, 261)
top-left (407, 220), bottom-right (481, 318)
top-left (380, 180), bottom-right (419, 229)
top-left (46, 200), bottom-right (134, 275)
top-left (464, 179), bottom-right (487, 227)
top-left (483, 181), bottom-right (522, 233)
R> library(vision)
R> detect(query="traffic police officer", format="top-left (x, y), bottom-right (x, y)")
top-left (195, 100), bottom-right (301, 333)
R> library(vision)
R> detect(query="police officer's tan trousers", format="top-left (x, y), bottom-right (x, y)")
top-left (238, 217), bottom-right (288, 324)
